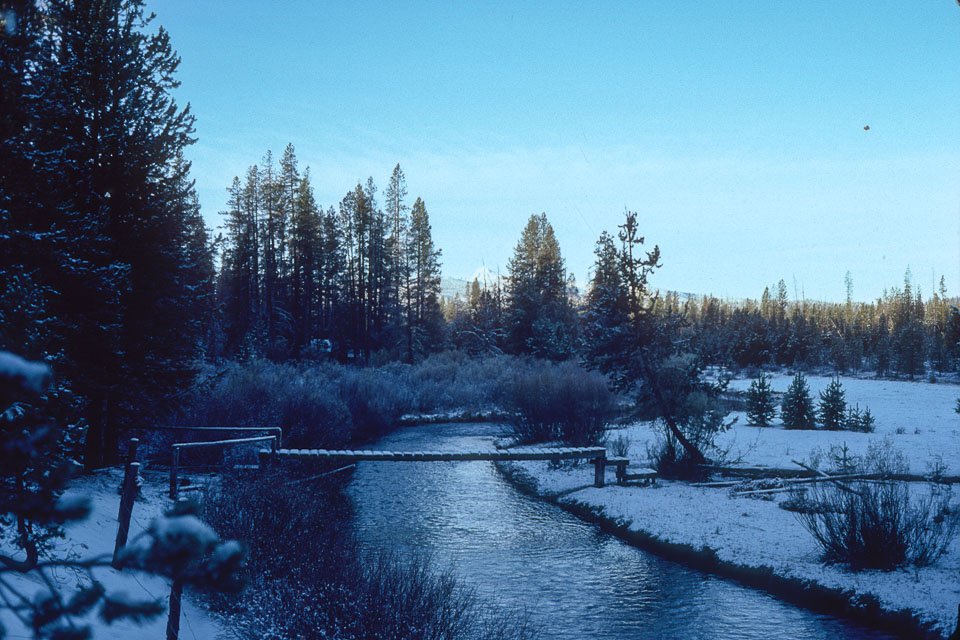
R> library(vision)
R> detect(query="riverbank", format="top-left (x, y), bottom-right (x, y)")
top-left (0, 468), bottom-right (232, 640)
top-left (496, 455), bottom-right (960, 640)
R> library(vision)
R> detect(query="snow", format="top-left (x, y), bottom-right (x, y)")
top-left (0, 469), bottom-right (231, 640)
top-left (0, 352), bottom-right (51, 393)
top-left (505, 374), bottom-right (960, 638)
top-left (626, 373), bottom-right (960, 474)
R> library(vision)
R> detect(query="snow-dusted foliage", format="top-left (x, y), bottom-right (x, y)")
top-left (0, 352), bottom-right (51, 394)
top-left (0, 353), bottom-right (242, 638)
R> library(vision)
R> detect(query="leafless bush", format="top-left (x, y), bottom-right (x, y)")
top-left (795, 440), bottom-right (959, 571)
top-left (505, 360), bottom-right (615, 446)
top-left (606, 432), bottom-right (631, 458)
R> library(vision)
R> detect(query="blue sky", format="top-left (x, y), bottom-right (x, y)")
top-left (149, 0), bottom-right (960, 302)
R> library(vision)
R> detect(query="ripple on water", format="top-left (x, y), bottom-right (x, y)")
top-left (347, 422), bottom-right (898, 640)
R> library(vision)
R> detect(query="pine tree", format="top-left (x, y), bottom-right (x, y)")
top-left (383, 163), bottom-right (409, 330)
top-left (818, 377), bottom-right (847, 430)
top-left (0, 0), bottom-right (51, 361)
top-left (583, 210), bottom-right (720, 472)
top-left (1, 352), bottom-right (242, 636)
top-left (405, 197), bottom-right (443, 360)
top-left (582, 232), bottom-right (633, 389)
top-left (28, 0), bottom-right (214, 466)
top-left (780, 372), bottom-right (817, 429)
top-left (289, 171), bottom-right (321, 352)
top-left (745, 372), bottom-right (776, 427)
top-left (504, 213), bottom-right (574, 359)
top-left (843, 404), bottom-right (875, 433)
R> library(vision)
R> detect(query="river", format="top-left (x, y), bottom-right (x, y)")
top-left (347, 422), bottom-right (897, 639)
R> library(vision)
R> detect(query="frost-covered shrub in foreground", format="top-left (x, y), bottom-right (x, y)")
top-left (796, 440), bottom-right (959, 571)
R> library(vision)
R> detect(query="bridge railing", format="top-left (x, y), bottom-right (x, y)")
top-left (170, 434), bottom-right (278, 500)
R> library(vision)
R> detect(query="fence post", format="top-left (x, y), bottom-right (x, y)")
top-left (169, 446), bottom-right (180, 501)
top-left (112, 461), bottom-right (140, 568)
top-left (165, 579), bottom-right (183, 640)
top-left (258, 448), bottom-right (273, 472)
top-left (594, 454), bottom-right (606, 488)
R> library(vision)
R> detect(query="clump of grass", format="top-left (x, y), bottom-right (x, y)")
top-left (606, 432), bottom-right (631, 458)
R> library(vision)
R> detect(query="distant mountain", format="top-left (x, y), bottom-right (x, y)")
top-left (440, 276), bottom-right (471, 301)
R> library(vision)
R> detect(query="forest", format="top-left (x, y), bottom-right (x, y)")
top-left (3, 1), bottom-right (960, 639)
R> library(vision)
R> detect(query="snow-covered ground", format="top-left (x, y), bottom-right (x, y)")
top-left (639, 373), bottom-right (960, 474)
top-left (0, 469), bottom-right (231, 640)
top-left (505, 374), bottom-right (960, 638)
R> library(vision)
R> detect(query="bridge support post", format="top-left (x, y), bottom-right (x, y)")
top-left (258, 448), bottom-right (274, 472)
top-left (594, 454), bottom-right (606, 488)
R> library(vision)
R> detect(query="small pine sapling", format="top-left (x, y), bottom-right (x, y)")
top-left (862, 406), bottom-right (876, 432)
top-left (818, 377), bottom-right (847, 430)
top-left (745, 372), bottom-right (776, 427)
top-left (780, 372), bottom-right (817, 429)
top-left (955, 398), bottom-right (960, 415)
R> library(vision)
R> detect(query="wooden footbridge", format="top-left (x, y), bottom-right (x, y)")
top-left (162, 427), bottom-right (657, 500)
top-left (257, 445), bottom-right (640, 488)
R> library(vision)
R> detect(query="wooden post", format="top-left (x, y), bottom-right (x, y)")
top-left (594, 454), bottom-right (606, 488)
top-left (165, 579), bottom-right (183, 640)
top-left (112, 461), bottom-right (140, 568)
top-left (258, 448), bottom-right (273, 472)
top-left (169, 447), bottom-right (180, 501)
top-left (616, 462), bottom-right (626, 485)
top-left (126, 437), bottom-right (139, 463)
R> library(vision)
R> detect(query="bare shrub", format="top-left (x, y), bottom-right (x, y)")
top-left (646, 390), bottom-right (735, 480)
top-left (796, 440), bottom-right (959, 571)
top-left (505, 360), bottom-right (615, 445)
top-left (336, 365), bottom-right (414, 442)
top-left (173, 361), bottom-right (353, 448)
top-left (606, 432), bottom-right (631, 458)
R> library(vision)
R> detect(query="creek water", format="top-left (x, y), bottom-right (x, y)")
top-left (346, 422), bottom-right (898, 639)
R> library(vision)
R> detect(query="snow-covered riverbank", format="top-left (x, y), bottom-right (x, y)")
top-left (0, 468), bottom-right (231, 640)
top-left (501, 374), bottom-right (960, 639)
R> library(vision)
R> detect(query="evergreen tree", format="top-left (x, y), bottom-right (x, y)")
top-left (843, 404), bottom-right (875, 433)
top-left (383, 163), bottom-right (409, 328)
top-left (745, 372), bottom-right (776, 427)
top-left (0, 352), bottom-right (242, 636)
top-left (780, 372), bottom-right (817, 429)
top-left (0, 0), bottom-right (51, 362)
top-left (504, 213), bottom-right (575, 359)
top-left (818, 377), bottom-right (847, 430)
top-left (452, 277), bottom-right (505, 356)
top-left (289, 170), bottom-right (321, 352)
top-left (11, 0), bottom-right (215, 467)
top-left (405, 197), bottom-right (443, 360)
top-left (582, 232), bottom-right (633, 388)
top-left (583, 210), bottom-right (722, 472)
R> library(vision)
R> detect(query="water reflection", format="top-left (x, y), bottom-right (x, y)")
top-left (347, 422), bottom-right (896, 640)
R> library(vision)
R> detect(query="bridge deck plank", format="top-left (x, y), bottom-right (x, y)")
top-left (271, 446), bottom-right (608, 463)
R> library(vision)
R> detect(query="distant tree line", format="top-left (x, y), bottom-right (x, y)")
top-left (678, 270), bottom-right (960, 378)
top-left (215, 156), bottom-right (443, 363)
